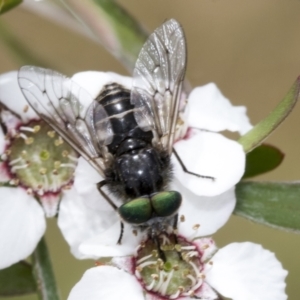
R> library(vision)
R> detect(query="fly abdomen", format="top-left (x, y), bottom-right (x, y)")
top-left (97, 83), bottom-right (153, 154)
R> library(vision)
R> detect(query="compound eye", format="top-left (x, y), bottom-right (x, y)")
top-left (118, 198), bottom-right (152, 224)
top-left (151, 191), bottom-right (182, 217)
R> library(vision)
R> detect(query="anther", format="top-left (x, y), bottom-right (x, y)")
top-left (62, 150), bottom-right (69, 157)
top-left (192, 224), bottom-right (200, 230)
top-left (132, 229), bottom-right (138, 236)
top-left (180, 215), bottom-right (185, 222)
top-left (25, 137), bottom-right (34, 145)
top-left (54, 137), bottom-right (63, 146)
top-left (47, 131), bottom-right (55, 138)
top-left (54, 161), bottom-right (61, 169)
top-left (39, 168), bottom-right (47, 175)
top-left (23, 105), bottom-right (29, 112)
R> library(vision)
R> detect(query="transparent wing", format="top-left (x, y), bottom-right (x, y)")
top-left (18, 66), bottom-right (114, 176)
top-left (131, 19), bottom-right (187, 154)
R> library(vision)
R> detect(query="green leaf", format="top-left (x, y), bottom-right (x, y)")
top-left (0, 261), bottom-right (36, 296)
top-left (238, 77), bottom-right (300, 153)
top-left (235, 181), bottom-right (300, 233)
top-left (0, 0), bottom-right (22, 15)
top-left (243, 144), bottom-right (284, 179)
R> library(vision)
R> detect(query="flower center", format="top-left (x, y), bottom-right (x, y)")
top-left (5, 120), bottom-right (77, 194)
top-left (134, 235), bottom-right (204, 299)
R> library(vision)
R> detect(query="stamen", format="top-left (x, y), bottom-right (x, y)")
top-left (187, 260), bottom-right (201, 278)
top-left (190, 278), bottom-right (203, 292)
top-left (137, 254), bottom-right (153, 264)
top-left (67, 154), bottom-right (78, 162)
top-left (153, 270), bottom-right (164, 292)
top-left (160, 269), bottom-right (174, 296)
top-left (23, 105), bottom-right (29, 112)
top-left (19, 126), bottom-right (35, 133)
top-left (186, 251), bottom-right (199, 258)
top-left (9, 157), bottom-right (23, 166)
top-left (192, 224), bottom-right (200, 230)
top-left (137, 260), bottom-right (157, 270)
top-left (1, 153), bottom-right (7, 161)
top-left (19, 133), bottom-right (28, 140)
top-left (47, 131), bottom-right (55, 138)
top-left (170, 286), bottom-right (184, 299)
top-left (180, 215), bottom-right (185, 222)
top-left (135, 269), bottom-right (141, 279)
top-left (187, 274), bottom-right (196, 286)
top-left (11, 163), bottom-right (28, 172)
top-left (145, 275), bottom-right (158, 291)
top-left (60, 163), bottom-right (77, 169)
top-left (181, 245), bottom-right (196, 250)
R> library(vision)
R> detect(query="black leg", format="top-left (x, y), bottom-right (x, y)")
top-left (97, 180), bottom-right (124, 245)
top-left (173, 148), bottom-right (215, 181)
top-left (154, 235), bottom-right (166, 262)
top-left (97, 180), bottom-right (118, 211)
top-left (117, 222), bottom-right (124, 245)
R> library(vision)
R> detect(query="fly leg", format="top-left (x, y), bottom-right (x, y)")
top-left (97, 180), bottom-right (124, 244)
top-left (172, 148), bottom-right (215, 180)
top-left (154, 235), bottom-right (166, 262)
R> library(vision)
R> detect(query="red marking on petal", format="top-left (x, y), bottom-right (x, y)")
top-left (39, 192), bottom-right (61, 217)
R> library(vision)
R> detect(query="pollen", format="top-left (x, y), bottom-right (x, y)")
top-left (23, 105), bottom-right (29, 112)
top-left (47, 131), bottom-right (55, 138)
top-left (6, 119), bottom-right (77, 198)
top-left (54, 137), bottom-right (64, 146)
top-left (25, 137), bottom-right (34, 145)
top-left (134, 235), bottom-right (205, 298)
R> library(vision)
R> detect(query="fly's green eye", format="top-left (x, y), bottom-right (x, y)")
top-left (151, 191), bottom-right (182, 217)
top-left (118, 198), bottom-right (152, 224)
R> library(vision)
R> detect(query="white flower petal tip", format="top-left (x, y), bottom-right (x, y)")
top-left (68, 266), bottom-right (143, 300)
top-left (194, 282), bottom-right (218, 299)
top-left (39, 193), bottom-right (61, 218)
top-left (173, 131), bottom-right (245, 196)
top-left (58, 187), bottom-right (116, 259)
top-left (177, 186), bottom-right (236, 237)
top-left (71, 71), bottom-right (132, 99)
top-left (0, 127), bottom-right (5, 155)
top-left (0, 71), bottom-right (38, 123)
top-left (0, 187), bottom-right (46, 269)
top-left (206, 242), bottom-right (288, 300)
top-left (188, 83), bottom-right (253, 135)
top-left (79, 221), bottom-right (144, 258)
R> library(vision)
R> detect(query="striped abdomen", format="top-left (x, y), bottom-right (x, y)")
top-left (96, 83), bottom-right (153, 155)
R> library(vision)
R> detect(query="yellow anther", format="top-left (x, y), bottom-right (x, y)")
top-left (39, 168), bottom-right (47, 175)
top-left (33, 125), bottom-right (41, 133)
top-left (54, 161), bottom-right (61, 169)
top-left (25, 137), bottom-right (34, 145)
top-left (62, 150), bottom-right (69, 157)
top-left (54, 137), bottom-right (64, 146)
top-left (47, 131), bottom-right (55, 138)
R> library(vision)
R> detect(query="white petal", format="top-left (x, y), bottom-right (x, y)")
top-left (0, 127), bottom-right (5, 154)
top-left (79, 220), bottom-right (144, 258)
top-left (176, 182), bottom-right (236, 237)
top-left (206, 242), bottom-right (288, 300)
top-left (0, 71), bottom-right (38, 123)
top-left (72, 71), bottom-right (132, 99)
top-left (195, 282), bottom-right (218, 299)
top-left (39, 193), bottom-right (61, 218)
top-left (188, 83), bottom-right (252, 135)
top-left (0, 187), bottom-right (46, 269)
top-left (68, 266), bottom-right (143, 300)
top-left (173, 130), bottom-right (245, 196)
top-left (73, 158), bottom-right (107, 207)
top-left (58, 187), bottom-right (115, 259)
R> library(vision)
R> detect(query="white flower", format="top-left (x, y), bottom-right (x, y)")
top-left (67, 235), bottom-right (288, 300)
top-left (57, 71), bottom-right (251, 259)
top-left (0, 71), bottom-right (79, 269)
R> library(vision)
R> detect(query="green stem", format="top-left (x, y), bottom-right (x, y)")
top-left (31, 237), bottom-right (60, 300)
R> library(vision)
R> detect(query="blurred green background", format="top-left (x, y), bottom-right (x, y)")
top-left (1, 0), bottom-right (300, 299)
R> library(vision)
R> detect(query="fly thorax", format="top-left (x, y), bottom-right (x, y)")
top-left (116, 147), bottom-right (165, 198)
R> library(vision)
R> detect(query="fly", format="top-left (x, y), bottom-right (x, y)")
top-left (17, 19), bottom-right (214, 259)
